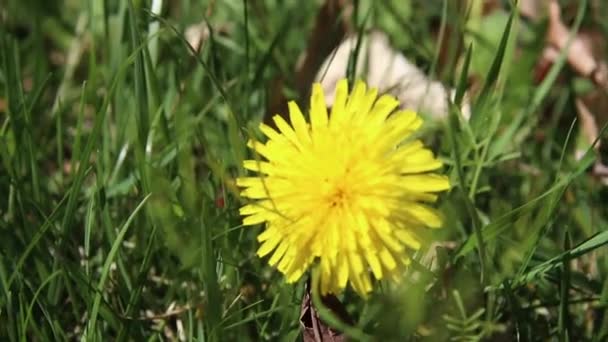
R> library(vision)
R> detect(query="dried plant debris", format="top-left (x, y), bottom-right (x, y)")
top-left (184, 21), bottom-right (211, 53)
top-left (316, 30), bottom-right (471, 120)
top-left (300, 286), bottom-right (351, 342)
top-left (531, 0), bottom-right (608, 180)
top-left (544, 1), bottom-right (608, 91)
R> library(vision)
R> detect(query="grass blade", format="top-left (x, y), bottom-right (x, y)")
top-left (85, 194), bottom-right (150, 337)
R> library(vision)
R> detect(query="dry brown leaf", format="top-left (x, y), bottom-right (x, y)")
top-left (316, 31), bottom-right (471, 120)
top-left (184, 22), bottom-right (210, 53)
top-left (300, 284), bottom-right (351, 342)
top-left (577, 97), bottom-right (608, 179)
top-left (533, 0), bottom-right (608, 179)
top-left (522, 0), bottom-right (608, 91)
top-left (575, 98), bottom-right (600, 153)
top-left (184, 21), bottom-right (231, 54)
top-left (546, 1), bottom-right (608, 89)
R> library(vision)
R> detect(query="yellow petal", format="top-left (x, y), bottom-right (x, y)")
top-left (379, 248), bottom-right (397, 271)
top-left (310, 83), bottom-right (328, 130)
top-left (268, 241), bottom-right (289, 266)
top-left (239, 203), bottom-right (267, 216)
top-left (394, 229), bottom-right (421, 249)
top-left (337, 252), bottom-right (349, 288)
top-left (345, 80), bottom-right (367, 118)
top-left (285, 252), bottom-right (313, 283)
top-left (240, 187), bottom-right (270, 199)
top-left (272, 114), bottom-right (302, 149)
top-left (288, 101), bottom-right (311, 144)
top-left (246, 140), bottom-right (272, 160)
top-left (349, 265), bottom-right (367, 295)
top-left (369, 94), bottom-right (399, 123)
top-left (348, 251), bottom-right (365, 275)
top-left (401, 160), bottom-right (443, 174)
top-left (330, 79), bottom-right (349, 126)
top-left (365, 251), bottom-right (383, 279)
top-left (259, 123), bottom-right (281, 141)
top-left (243, 213), bottom-right (268, 226)
top-left (374, 219), bottom-right (404, 252)
top-left (242, 160), bottom-right (274, 175)
top-left (236, 176), bottom-right (264, 187)
top-left (258, 234), bottom-right (281, 257)
top-left (358, 88), bottom-right (379, 120)
top-left (320, 257), bottom-right (333, 294)
top-left (400, 174), bottom-right (450, 192)
top-left (403, 203), bottom-right (444, 228)
top-left (397, 148), bottom-right (443, 173)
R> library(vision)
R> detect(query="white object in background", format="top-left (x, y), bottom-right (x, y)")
top-left (316, 31), bottom-right (470, 120)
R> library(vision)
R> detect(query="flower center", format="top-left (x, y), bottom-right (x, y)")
top-left (321, 163), bottom-right (360, 210)
top-left (328, 187), bottom-right (348, 208)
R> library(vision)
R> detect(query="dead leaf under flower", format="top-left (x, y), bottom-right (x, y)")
top-left (300, 284), bottom-right (351, 342)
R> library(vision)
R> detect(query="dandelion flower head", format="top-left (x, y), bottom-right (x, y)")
top-left (238, 79), bottom-right (450, 296)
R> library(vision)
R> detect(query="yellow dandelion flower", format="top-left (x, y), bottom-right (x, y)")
top-left (237, 79), bottom-right (450, 296)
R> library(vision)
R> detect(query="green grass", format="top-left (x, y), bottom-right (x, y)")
top-left (2, 0), bottom-right (608, 340)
